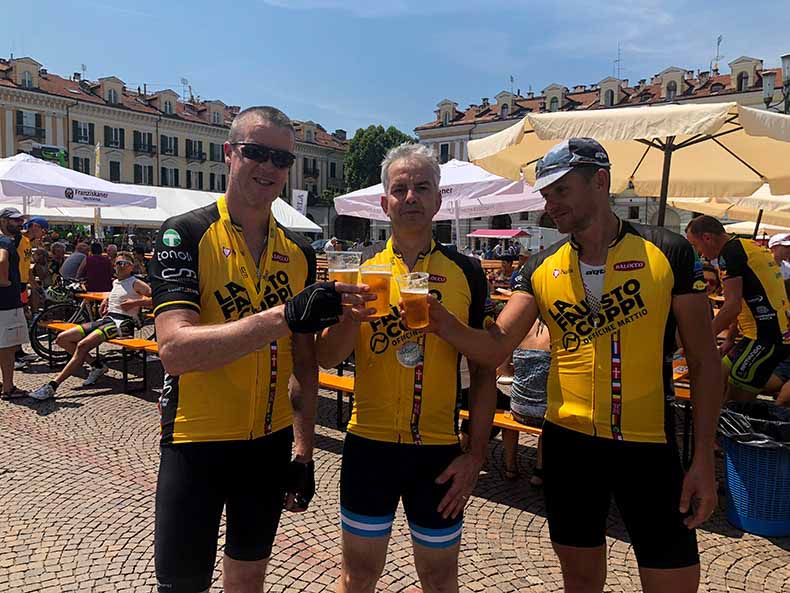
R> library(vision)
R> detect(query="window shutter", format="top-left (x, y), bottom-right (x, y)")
top-left (147, 165), bottom-right (154, 184)
top-left (186, 170), bottom-right (192, 189)
top-left (73, 156), bottom-right (80, 171)
top-left (173, 138), bottom-right (178, 156)
top-left (104, 126), bottom-right (111, 146)
top-left (134, 130), bottom-right (141, 148)
top-left (119, 128), bottom-right (125, 149)
top-left (186, 139), bottom-right (192, 156)
top-left (160, 135), bottom-right (166, 152)
top-left (209, 143), bottom-right (216, 161)
top-left (198, 172), bottom-right (204, 190)
top-left (88, 123), bottom-right (95, 145)
top-left (16, 110), bottom-right (23, 128)
top-left (161, 167), bottom-right (167, 186)
top-left (134, 164), bottom-right (142, 184)
top-left (72, 120), bottom-right (79, 142)
top-left (35, 113), bottom-right (42, 130)
top-left (221, 174), bottom-right (227, 192)
top-left (173, 169), bottom-right (179, 187)
top-left (210, 173), bottom-right (216, 191)
top-left (197, 140), bottom-right (203, 154)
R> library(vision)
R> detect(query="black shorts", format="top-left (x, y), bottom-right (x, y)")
top-left (155, 428), bottom-right (292, 593)
top-left (78, 315), bottom-right (135, 341)
top-left (542, 421), bottom-right (699, 570)
top-left (340, 433), bottom-right (463, 548)
top-left (724, 338), bottom-right (790, 394)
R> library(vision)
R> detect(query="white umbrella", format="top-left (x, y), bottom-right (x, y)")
top-left (0, 153), bottom-right (156, 208)
top-left (333, 159), bottom-right (545, 247)
top-left (723, 221), bottom-right (790, 236)
top-left (2, 186), bottom-right (322, 234)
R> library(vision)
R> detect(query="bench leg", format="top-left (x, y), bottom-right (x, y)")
top-left (47, 330), bottom-right (54, 369)
top-left (122, 348), bottom-right (129, 393)
top-left (336, 389), bottom-right (343, 430)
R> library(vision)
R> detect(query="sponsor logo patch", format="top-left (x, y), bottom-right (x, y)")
top-left (162, 229), bottom-right (181, 247)
top-left (613, 260), bottom-right (645, 271)
top-left (222, 247), bottom-right (232, 257)
top-left (428, 274), bottom-right (446, 283)
top-left (272, 252), bottom-right (290, 263)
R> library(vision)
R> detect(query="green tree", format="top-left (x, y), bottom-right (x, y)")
top-left (344, 125), bottom-right (415, 191)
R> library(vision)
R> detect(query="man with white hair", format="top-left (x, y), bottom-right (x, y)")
top-left (317, 142), bottom-right (496, 593)
top-left (768, 233), bottom-right (790, 295)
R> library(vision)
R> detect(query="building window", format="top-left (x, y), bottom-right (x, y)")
top-left (107, 88), bottom-right (119, 104)
top-left (16, 110), bottom-right (43, 139)
top-left (109, 161), bottom-right (121, 182)
top-left (197, 171), bottom-right (204, 190)
top-left (330, 162), bottom-right (337, 178)
top-left (74, 121), bottom-right (94, 144)
top-left (210, 172), bottom-right (216, 191)
top-left (442, 112), bottom-right (450, 126)
top-left (209, 143), bottom-right (224, 162)
top-left (161, 167), bottom-right (180, 187)
top-left (666, 81), bottom-right (677, 101)
top-left (604, 89), bottom-right (615, 107)
top-left (439, 143), bottom-right (450, 164)
top-left (710, 83), bottom-right (725, 93)
top-left (186, 170), bottom-right (193, 189)
top-left (549, 96), bottom-right (559, 112)
top-left (104, 126), bottom-right (125, 149)
top-left (72, 156), bottom-right (90, 174)
top-left (163, 100), bottom-right (173, 114)
top-left (378, 229), bottom-right (387, 241)
top-left (501, 104), bottom-right (509, 119)
top-left (161, 135), bottom-right (178, 156)
top-left (212, 111), bottom-right (221, 124)
top-left (519, 211), bottom-right (530, 221)
top-left (21, 71), bottom-right (33, 89)
top-left (736, 72), bottom-right (749, 92)
top-left (628, 206), bottom-right (640, 220)
top-left (305, 130), bottom-right (314, 142)
top-left (134, 164), bottom-right (154, 185)
top-left (221, 174), bottom-right (226, 191)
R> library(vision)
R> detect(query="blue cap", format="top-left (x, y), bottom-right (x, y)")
top-left (25, 217), bottom-right (49, 230)
top-left (533, 138), bottom-right (610, 191)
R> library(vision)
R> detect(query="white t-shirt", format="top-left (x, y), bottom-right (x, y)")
top-left (781, 260), bottom-right (790, 280)
top-left (324, 241), bottom-right (335, 252)
top-left (580, 261), bottom-right (605, 322)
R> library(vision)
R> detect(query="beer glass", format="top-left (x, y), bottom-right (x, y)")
top-left (360, 264), bottom-right (392, 317)
top-left (327, 251), bottom-right (361, 285)
top-left (397, 272), bottom-right (430, 329)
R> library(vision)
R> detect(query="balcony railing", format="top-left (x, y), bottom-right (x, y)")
top-left (106, 139), bottom-right (123, 149)
top-left (161, 146), bottom-right (176, 156)
top-left (304, 167), bottom-right (320, 178)
top-left (186, 151), bottom-right (206, 162)
top-left (75, 135), bottom-right (91, 145)
top-left (133, 143), bottom-right (157, 155)
top-left (17, 125), bottom-right (45, 140)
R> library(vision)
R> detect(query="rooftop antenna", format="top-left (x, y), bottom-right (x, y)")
top-left (711, 35), bottom-right (724, 72)
top-left (509, 75), bottom-right (515, 94)
top-left (180, 77), bottom-right (189, 100)
top-left (613, 42), bottom-right (622, 78)
top-left (81, 63), bottom-right (87, 79)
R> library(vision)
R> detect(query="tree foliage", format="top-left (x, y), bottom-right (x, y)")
top-left (344, 125), bottom-right (415, 191)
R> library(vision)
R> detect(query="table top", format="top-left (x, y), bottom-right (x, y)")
top-left (76, 292), bottom-right (109, 302)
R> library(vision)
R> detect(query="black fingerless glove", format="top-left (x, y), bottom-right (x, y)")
top-left (285, 459), bottom-right (315, 511)
top-left (284, 281), bottom-right (342, 333)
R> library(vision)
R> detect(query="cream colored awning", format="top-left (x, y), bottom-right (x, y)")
top-left (668, 185), bottom-right (790, 227)
top-left (468, 102), bottom-right (790, 201)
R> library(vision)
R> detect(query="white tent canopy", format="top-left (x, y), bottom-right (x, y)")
top-left (0, 153), bottom-right (156, 208)
top-left (0, 186), bottom-right (321, 234)
top-left (724, 221), bottom-right (790, 236)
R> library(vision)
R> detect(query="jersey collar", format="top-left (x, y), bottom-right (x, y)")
top-left (387, 237), bottom-right (438, 262)
top-left (569, 216), bottom-right (626, 252)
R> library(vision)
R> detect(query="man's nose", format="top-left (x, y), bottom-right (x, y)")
top-left (404, 188), bottom-right (418, 203)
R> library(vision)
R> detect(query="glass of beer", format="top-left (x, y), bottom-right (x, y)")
top-left (359, 264), bottom-right (392, 317)
top-left (397, 272), bottom-right (430, 329)
top-left (327, 251), bottom-right (361, 285)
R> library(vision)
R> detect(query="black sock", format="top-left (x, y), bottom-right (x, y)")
top-left (48, 381), bottom-right (58, 391)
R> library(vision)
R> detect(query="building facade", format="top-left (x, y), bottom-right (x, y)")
top-left (410, 54), bottom-right (787, 241)
top-left (0, 56), bottom-right (347, 225)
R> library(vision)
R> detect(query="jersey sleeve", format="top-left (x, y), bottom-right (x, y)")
top-left (467, 258), bottom-right (489, 330)
top-left (667, 235), bottom-right (706, 295)
top-left (719, 239), bottom-right (748, 282)
top-left (512, 256), bottom-right (539, 295)
top-left (150, 215), bottom-right (201, 316)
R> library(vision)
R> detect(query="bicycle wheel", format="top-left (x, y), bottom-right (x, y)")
top-left (29, 303), bottom-right (89, 364)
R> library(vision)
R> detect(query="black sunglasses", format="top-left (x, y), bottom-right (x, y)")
top-left (231, 143), bottom-right (296, 169)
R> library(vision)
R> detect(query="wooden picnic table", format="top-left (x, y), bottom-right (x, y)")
top-left (491, 294), bottom-right (510, 302)
top-left (77, 292), bottom-right (110, 302)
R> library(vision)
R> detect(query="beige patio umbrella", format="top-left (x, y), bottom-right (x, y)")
top-left (668, 184), bottom-right (790, 229)
top-left (467, 102), bottom-right (790, 226)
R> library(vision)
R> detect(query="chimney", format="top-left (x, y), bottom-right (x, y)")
top-left (699, 71), bottom-right (710, 84)
top-left (620, 79), bottom-right (629, 88)
top-left (712, 65), bottom-right (719, 76)
top-left (73, 72), bottom-right (81, 82)
top-left (334, 129), bottom-right (347, 141)
top-left (516, 88), bottom-right (521, 96)
top-left (527, 91), bottom-right (534, 99)
top-left (39, 68), bottom-right (47, 78)
top-left (481, 97), bottom-right (489, 107)
top-left (638, 78), bottom-right (647, 89)
top-left (685, 70), bottom-right (694, 80)
top-left (573, 85), bottom-right (585, 93)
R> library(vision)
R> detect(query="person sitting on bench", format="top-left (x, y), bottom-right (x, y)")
top-left (30, 252), bottom-right (151, 400)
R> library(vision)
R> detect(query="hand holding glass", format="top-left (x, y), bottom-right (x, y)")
top-left (397, 272), bottom-right (430, 329)
top-left (360, 264), bottom-right (392, 317)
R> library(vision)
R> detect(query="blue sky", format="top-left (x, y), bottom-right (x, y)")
top-left (5, 1), bottom-right (789, 136)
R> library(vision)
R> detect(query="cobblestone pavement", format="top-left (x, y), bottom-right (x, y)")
top-left (1, 352), bottom-right (789, 592)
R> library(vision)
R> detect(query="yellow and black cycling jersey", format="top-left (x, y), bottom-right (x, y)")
top-left (349, 239), bottom-right (489, 445)
top-left (718, 237), bottom-right (790, 343)
top-left (150, 195), bottom-right (315, 445)
top-left (17, 234), bottom-right (31, 284)
top-left (513, 218), bottom-right (705, 444)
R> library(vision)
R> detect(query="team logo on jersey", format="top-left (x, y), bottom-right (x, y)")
top-left (553, 268), bottom-right (571, 278)
top-left (396, 342), bottom-right (423, 368)
top-left (272, 252), bottom-right (290, 263)
top-left (162, 229), bottom-right (181, 247)
top-left (222, 247), bottom-right (232, 257)
top-left (613, 260), bottom-right (645, 271)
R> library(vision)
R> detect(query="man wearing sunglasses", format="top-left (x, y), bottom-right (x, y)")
top-left (150, 106), bottom-right (368, 593)
top-left (30, 252), bottom-right (152, 400)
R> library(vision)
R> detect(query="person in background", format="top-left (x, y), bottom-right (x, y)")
top-left (132, 245), bottom-right (148, 278)
top-left (49, 242), bottom-right (66, 280)
top-left (30, 252), bottom-right (152, 400)
top-left (493, 256), bottom-right (514, 285)
top-left (28, 248), bottom-right (51, 313)
top-left (0, 208), bottom-right (29, 399)
top-left (78, 242), bottom-right (114, 292)
top-left (768, 233), bottom-right (790, 296)
top-left (106, 243), bottom-right (118, 261)
top-left (60, 242), bottom-right (89, 281)
top-left (324, 236), bottom-right (338, 252)
top-left (513, 249), bottom-right (530, 288)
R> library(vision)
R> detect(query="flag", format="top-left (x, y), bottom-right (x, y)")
top-left (291, 189), bottom-right (308, 215)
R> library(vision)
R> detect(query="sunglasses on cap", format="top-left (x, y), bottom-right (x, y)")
top-left (231, 143), bottom-right (296, 169)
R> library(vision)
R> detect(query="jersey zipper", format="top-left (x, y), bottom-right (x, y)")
top-left (573, 249), bottom-right (597, 437)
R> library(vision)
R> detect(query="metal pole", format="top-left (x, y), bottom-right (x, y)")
top-left (656, 137), bottom-right (675, 228)
top-left (752, 209), bottom-right (764, 240)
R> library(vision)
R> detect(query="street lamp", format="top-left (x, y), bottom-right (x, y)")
top-left (763, 54), bottom-right (790, 113)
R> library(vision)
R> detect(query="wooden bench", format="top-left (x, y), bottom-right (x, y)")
top-left (40, 322), bottom-right (79, 368)
top-left (319, 372), bottom-right (355, 429)
top-left (458, 409), bottom-right (543, 436)
top-left (108, 338), bottom-right (158, 393)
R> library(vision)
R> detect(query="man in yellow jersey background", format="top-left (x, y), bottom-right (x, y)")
top-left (686, 215), bottom-right (790, 402)
top-left (151, 106), bottom-right (363, 593)
top-left (422, 139), bottom-right (722, 593)
top-left (317, 143), bottom-right (496, 593)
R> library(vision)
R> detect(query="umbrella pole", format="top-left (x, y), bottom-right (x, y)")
top-left (454, 202), bottom-right (462, 250)
top-left (752, 209), bottom-right (764, 240)
top-left (656, 137), bottom-right (675, 228)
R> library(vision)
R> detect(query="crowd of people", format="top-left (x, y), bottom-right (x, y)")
top-left (3, 104), bottom-right (789, 593)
